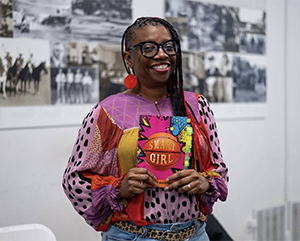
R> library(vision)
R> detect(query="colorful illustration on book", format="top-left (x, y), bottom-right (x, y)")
top-left (137, 115), bottom-right (193, 187)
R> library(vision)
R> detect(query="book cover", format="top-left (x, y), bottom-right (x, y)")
top-left (137, 115), bottom-right (193, 187)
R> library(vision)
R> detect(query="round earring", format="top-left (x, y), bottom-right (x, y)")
top-left (124, 74), bottom-right (137, 89)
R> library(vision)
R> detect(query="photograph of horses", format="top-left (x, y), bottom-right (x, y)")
top-left (13, 0), bottom-right (72, 41)
top-left (0, 37), bottom-right (50, 106)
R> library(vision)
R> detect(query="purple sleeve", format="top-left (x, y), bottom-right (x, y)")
top-left (200, 177), bottom-right (228, 213)
top-left (62, 104), bottom-right (124, 230)
top-left (85, 186), bottom-right (123, 227)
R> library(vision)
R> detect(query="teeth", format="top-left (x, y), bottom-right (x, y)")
top-left (153, 64), bottom-right (168, 69)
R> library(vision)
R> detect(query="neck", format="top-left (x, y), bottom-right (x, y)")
top-left (128, 86), bottom-right (168, 103)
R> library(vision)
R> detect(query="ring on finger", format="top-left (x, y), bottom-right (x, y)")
top-left (140, 180), bottom-right (143, 187)
top-left (187, 184), bottom-right (192, 190)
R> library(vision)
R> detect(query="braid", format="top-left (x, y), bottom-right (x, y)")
top-left (121, 18), bottom-right (208, 174)
top-left (121, 17), bottom-right (187, 117)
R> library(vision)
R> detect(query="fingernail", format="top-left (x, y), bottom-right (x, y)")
top-left (165, 186), bottom-right (169, 191)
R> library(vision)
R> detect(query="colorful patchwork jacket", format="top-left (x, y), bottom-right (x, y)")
top-left (62, 91), bottom-right (228, 231)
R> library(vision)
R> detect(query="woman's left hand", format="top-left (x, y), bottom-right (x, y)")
top-left (164, 169), bottom-right (210, 194)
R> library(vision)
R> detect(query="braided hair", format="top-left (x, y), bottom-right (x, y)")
top-left (121, 17), bottom-right (186, 117)
top-left (121, 17), bottom-right (213, 174)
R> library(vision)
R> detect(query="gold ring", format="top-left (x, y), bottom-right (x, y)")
top-left (187, 184), bottom-right (191, 190)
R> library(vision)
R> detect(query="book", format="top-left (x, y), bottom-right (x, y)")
top-left (137, 115), bottom-right (193, 187)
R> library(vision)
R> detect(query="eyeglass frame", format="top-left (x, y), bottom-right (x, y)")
top-left (127, 39), bottom-right (179, 58)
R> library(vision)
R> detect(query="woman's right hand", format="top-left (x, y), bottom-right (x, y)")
top-left (119, 168), bottom-right (157, 199)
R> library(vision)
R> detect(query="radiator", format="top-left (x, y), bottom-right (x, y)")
top-left (254, 204), bottom-right (286, 241)
top-left (290, 201), bottom-right (300, 241)
top-left (252, 201), bottom-right (300, 241)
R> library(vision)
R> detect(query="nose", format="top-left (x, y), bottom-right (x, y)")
top-left (154, 46), bottom-right (168, 58)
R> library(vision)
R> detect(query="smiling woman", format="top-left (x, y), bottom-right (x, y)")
top-left (62, 16), bottom-right (228, 241)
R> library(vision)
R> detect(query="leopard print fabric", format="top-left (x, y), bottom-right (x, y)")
top-left (113, 221), bottom-right (196, 241)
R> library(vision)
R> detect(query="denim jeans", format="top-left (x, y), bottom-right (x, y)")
top-left (101, 220), bottom-right (209, 241)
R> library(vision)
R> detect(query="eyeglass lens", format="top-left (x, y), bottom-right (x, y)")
top-left (141, 41), bottom-right (177, 57)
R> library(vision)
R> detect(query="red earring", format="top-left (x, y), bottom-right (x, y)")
top-left (124, 74), bottom-right (137, 89)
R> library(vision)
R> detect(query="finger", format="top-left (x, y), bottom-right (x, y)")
top-left (138, 170), bottom-right (157, 187)
top-left (131, 167), bottom-right (156, 178)
top-left (136, 180), bottom-right (143, 188)
top-left (165, 175), bottom-right (191, 191)
top-left (177, 182), bottom-right (195, 194)
top-left (166, 170), bottom-right (191, 182)
top-left (139, 175), bottom-right (157, 187)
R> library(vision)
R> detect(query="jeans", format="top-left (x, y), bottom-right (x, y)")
top-left (101, 220), bottom-right (209, 241)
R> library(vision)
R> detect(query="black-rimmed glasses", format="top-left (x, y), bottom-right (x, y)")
top-left (128, 40), bottom-right (178, 58)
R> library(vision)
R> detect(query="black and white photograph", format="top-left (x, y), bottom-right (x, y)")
top-left (232, 54), bottom-right (266, 102)
top-left (50, 66), bottom-right (99, 105)
top-left (66, 41), bottom-right (100, 67)
top-left (70, 0), bottom-right (132, 43)
top-left (204, 52), bottom-right (233, 103)
top-left (13, 0), bottom-right (72, 41)
top-left (0, 37), bottom-right (50, 106)
top-left (165, 0), bottom-right (187, 18)
top-left (182, 51), bottom-right (205, 95)
top-left (222, 6), bottom-right (240, 52)
top-left (0, 0), bottom-right (13, 37)
top-left (239, 8), bottom-right (266, 35)
top-left (187, 2), bottom-right (223, 52)
top-left (166, 17), bottom-right (188, 51)
top-left (239, 32), bottom-right (265, 55)
top-left (97, 44), bottom-right (127, 100)
top-left (50, 41), bottom-right (67, 68)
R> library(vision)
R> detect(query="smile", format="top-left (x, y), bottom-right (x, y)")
top-left (152, 64), bottom-right (170, 71)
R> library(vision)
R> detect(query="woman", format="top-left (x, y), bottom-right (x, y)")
top-left (62, 17), bottom-right (228, 241)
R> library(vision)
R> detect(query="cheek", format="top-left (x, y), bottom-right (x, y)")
top-left (131, 54), bottom-right (143, 69)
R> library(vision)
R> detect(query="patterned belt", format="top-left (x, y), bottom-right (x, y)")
top-left (113, 221), bottom-right (196, 241)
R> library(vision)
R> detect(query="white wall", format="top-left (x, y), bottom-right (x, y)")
top-left (285, 0), bottom-right (300, 204)
top-left (1, 0), bottom-right (299, 240)
top-left (0, 126), bottom-right (100, 241)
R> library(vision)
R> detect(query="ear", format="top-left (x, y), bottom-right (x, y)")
top-left (123, 51), bottom-right (133, 69)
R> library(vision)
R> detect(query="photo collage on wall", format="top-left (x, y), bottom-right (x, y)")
top-left (165, 0), bottom-right (266, 103)
top-left (0, 0), bottom-right (132, 106)
top-left (0, 0), bottom-right (266, 106)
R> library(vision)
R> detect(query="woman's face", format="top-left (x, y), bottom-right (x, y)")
top-left (124, 25), bottom-right (177, 89)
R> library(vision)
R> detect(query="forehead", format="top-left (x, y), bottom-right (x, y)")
top-left (133, 25), bottom-right (172, 43)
